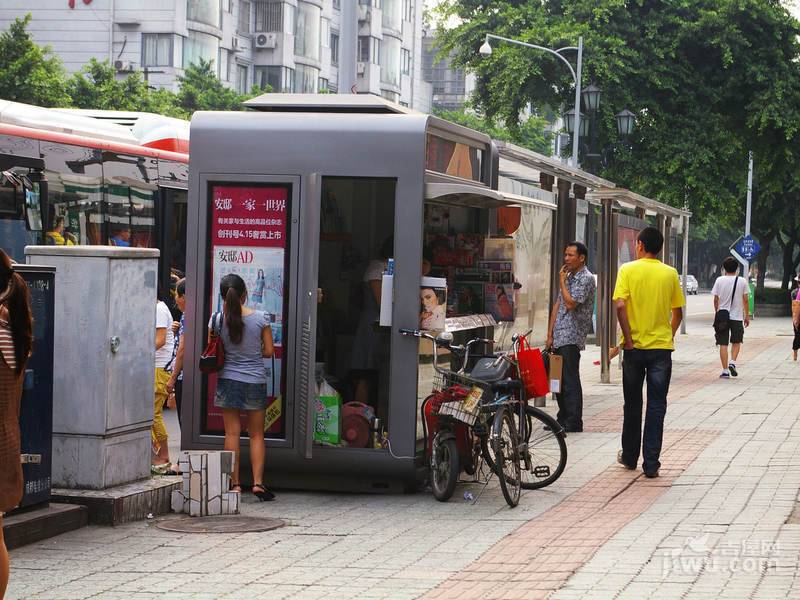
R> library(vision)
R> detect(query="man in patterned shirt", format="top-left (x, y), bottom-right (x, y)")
top-left (546, 242), bottom-right (596, 432)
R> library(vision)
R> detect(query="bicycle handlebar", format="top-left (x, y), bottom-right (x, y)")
top-left (399, 329), bottom-right (495, 375)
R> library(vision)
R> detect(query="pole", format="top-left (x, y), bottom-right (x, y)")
top-left (744, 150), bottom-right (753, 280)
top-left (681, 215), bottom-right (689, 334)
top-left (571, 37), bottom-right (583, 169)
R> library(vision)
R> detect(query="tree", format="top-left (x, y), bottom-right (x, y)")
top-left (434, 108), bottom-right (552, 155)
top-left (434, 0), bottom-right (800, 229)
top-left (174, 59), bottom-right (255, 117)
top-left (67, 58), bottom-right (184, 117)
top-left (0, 14), bottom-right (69, 107)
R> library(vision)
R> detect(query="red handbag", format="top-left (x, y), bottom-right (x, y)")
top-left (517, 336), bottom-right (549, 398)
top-left (199, 312), bottom-right (225, 374)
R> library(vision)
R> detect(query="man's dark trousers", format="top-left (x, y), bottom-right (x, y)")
top-left (554, 344), bottom-right (582, 431)
top-left (620, 348), bottom-right (672, 475)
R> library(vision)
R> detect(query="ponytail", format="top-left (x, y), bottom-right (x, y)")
top-left (220, 273), bottom-right (246, 344)
top-left (0, 250), bottom-right (33, 375)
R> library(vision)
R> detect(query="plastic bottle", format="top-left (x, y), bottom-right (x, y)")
top-left (386, 258), bottom-right (394, 275)
top-left (373, 418), bottom-right (383, 449)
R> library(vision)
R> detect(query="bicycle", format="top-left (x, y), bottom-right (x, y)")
top-left (484, 331), bottom-right (568, 491)
top-left (400, 328), bottom-right (523, 507)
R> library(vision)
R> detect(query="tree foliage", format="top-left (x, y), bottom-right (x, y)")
top-left (435, 0), bottom-right (800, 288)
top-left (434, 108), bottom-right (551, 154)
top-left (174, 59), bottom-right (255, 116)
top-left (0, 14), bottom-right (70, 107)
top-left (67, 58), bottom-right (184, 117)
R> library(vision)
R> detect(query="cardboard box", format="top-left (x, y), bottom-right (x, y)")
top-left (549, 354), bottom-right (563, 394)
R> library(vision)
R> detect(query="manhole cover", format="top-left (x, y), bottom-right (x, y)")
top-left (155, 515), bottom-right (286, 533)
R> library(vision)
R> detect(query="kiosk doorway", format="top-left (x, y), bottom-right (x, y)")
top-left (315, 177), bottom-right (396, 449)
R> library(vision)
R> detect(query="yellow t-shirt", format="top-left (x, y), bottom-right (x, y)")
top-left (612, 258), bottom-right (685, 350)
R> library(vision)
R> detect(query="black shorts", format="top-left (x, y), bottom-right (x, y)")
top-left (715, 320), bottom-right (744, 346)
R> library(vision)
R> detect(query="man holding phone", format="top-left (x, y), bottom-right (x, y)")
top-left (546, 242), bottom-right (596, 433)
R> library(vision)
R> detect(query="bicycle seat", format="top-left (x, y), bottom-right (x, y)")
top-left (491, 378), bottom-right (523, 393)
top-left (468, 357), bottom-right (510, 382)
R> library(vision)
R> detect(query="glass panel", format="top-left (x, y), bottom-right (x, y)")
top-left (315, 177), bottom-right (396, 449)
top-left (237, 64), bottom-right (249, 94)
top-left (255, 65), bottom-right (282, 91)
top-left (183, 31), bottom-right (220, 69)
top-left (165, 188), bottom-right (188, 277)
top-left (41, 142), bottom-right (104, 246)
top-left (204, 184), bottom-right (291, 439)
top-left (380, 36), bottom-right (400, 86)
top-left (102, 152), bottom-right (159, 249)
top-left (382, 0), bottom-right (401, 31)
top-left (294, 64), bottom-right (318, 93)
top-left (330, 31), bottom-right (339, 66)
top-left (255, 0), bottom-right (282, 31)
top-left (294, 1), bottom-right (321, 61)
top-left (187, 0), bottom-right (221, 28)
top-left (142, 34), bottom-right (173, 67)
top-left (425, 133), bottom-right (484, 182)
top-left (238, 0), bottom-right (251, 31)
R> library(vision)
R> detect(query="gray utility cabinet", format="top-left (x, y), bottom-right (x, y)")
top-left (25, 246), bottom-right (160, 489)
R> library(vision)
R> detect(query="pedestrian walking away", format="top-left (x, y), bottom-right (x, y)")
top-left (546, 241), bottom-right (596, 432)
top-left (613, 227), bottom-right (684, 478)
top-left (152, 291), bottom-right (175, 473)
top-left (212, 273), bottom-right (276, 501)
top-left (0, 249), bottom-right (33, 599)
top-left (711, 256), bottom-right (750, 378)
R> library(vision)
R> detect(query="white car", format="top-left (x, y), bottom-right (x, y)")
top-left (680, 274), bottom-right (699, 295)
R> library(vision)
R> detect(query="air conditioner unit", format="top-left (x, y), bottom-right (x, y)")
top-left (357, 5), bottom-right (370, 21)
top-left (254, 32), bottom-right (277, 49)
top-left (357, 62), bottom-right (367, 75)
top-left (114, 60), bottom-right (133, 72)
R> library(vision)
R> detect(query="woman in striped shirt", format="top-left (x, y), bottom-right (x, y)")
top-left (0, 249), bottom-right (33, 599)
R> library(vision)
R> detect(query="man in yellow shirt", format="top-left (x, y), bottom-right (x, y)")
top-left (613, 227), bottom-right (684, 478)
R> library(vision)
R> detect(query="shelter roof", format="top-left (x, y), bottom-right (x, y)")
top-left (243, 93), bottom-right (419, 114)
top-left (586, 188), bottom-right (691, 219)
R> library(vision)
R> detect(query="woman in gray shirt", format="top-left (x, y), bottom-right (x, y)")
top-left (210, 273), bottom-right (275, 501)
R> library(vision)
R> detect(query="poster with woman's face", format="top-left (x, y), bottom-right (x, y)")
top-left (420, 284), bottom-right (447, 330)
top-left (485, 284), bottom-right (514, 322)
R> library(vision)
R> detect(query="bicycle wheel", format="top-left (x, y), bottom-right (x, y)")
top-left (431, 437), bottom-right (459, 501)
top-left (516, 405), bottom-right (568, 489)
top-left (492, 406), bottom-right (521, 507)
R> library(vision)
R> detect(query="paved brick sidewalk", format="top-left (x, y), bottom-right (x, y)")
top-left (7, 314), bottom-right (800, 599)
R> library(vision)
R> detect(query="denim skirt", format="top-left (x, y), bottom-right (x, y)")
top-left (214, 378), bottom-right (268, 411)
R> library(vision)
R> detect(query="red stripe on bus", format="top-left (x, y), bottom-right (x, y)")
top-left (0, 123), bottom-right (189, 163)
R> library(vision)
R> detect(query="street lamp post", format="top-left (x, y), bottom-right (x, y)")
top-left (480, 33), bottom-right (583, 168)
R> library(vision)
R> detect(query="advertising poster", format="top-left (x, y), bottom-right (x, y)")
top-left (206, 184), bottom-right (289, 437)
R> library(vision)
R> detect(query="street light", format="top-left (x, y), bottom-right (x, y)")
top-left (562, 108), bottom-right (589, 137)
top-left (615, 109), bottom-right (636, 136)
top-left (581, 83), bottom-right (601, 113)
top-left (479, 33), bottom-right (583, 168)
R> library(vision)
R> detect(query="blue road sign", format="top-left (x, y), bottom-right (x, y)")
top-left (734, 235), bottom-right (761, 261)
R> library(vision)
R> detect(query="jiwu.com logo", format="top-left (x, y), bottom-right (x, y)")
top-left (662, 534), bottom-right (779, 577)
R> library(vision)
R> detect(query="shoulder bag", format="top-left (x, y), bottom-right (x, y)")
top-left (713, 276), bottom-right (738, 334)
top-left (199, 312), bottom-right (225, 373)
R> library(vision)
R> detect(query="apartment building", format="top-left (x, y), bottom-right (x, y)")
top-left (0, 0), bottom-right (432, 110)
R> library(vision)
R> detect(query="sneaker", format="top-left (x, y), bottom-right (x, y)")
top-left (719, 371), bottom-right (730, 379)
top-left (728, 364), bottom-right (738, 377)
top-left (617, 450), bottom-right (635, 470)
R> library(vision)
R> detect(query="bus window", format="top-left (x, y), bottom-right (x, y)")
top-left (103, 152), bottom-right (158, 248)
top-left (41, 142), bottom-right (103, 245)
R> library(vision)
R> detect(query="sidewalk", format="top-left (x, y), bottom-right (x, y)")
top-left (8, 311), bottom-right (800, 599)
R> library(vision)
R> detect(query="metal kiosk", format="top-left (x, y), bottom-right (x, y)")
top-left (183, 95), bottom-right (549, 492)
